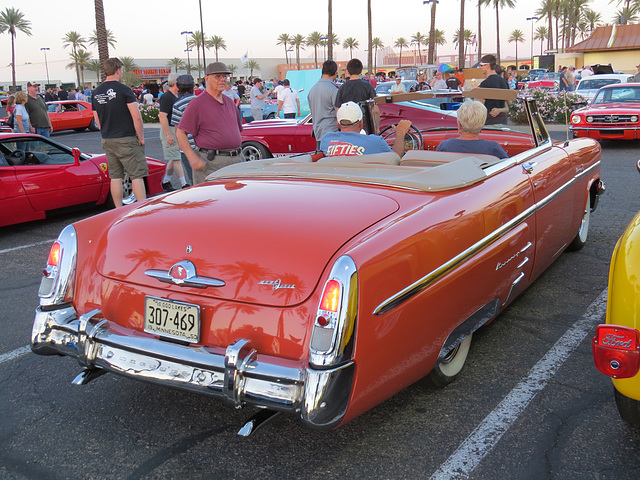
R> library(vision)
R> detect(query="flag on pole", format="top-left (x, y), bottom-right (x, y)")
top-left (241, 51), bottom-right (248, 63)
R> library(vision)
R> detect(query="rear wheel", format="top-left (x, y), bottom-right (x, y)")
top-left (266, 112), bottom-right (276, 119)
top-left (379, 124), bottom-right (424, 152)
top-left (427, 334), bottom-right (473, 388)
top-left (568, 192), bottom-right (591, 251)
top-left (88, 118), bottom-right (99, 131)
top-left (242, 141), bottom-right (271, 161)
top-left (105, 173), bottom-right (139, 208)
top-left (614, 388), bottom-right (640, 428)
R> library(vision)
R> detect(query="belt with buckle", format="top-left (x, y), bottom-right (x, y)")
top-left (198, 147), bottom-right (242, 157)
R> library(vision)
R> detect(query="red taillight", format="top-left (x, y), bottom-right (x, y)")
top-left (593, 325), bottom-right (640, 378)
top-left (47, 242), bottom-right (62, 268)
top-left (320, 280), bottom-right (341, 312)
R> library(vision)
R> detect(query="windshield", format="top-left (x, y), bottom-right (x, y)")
top-left (540, 73), bottom-right (561, 80)
top-left (578, 79), bottom-right (621, 91)
top-left (376, 81), bottom-right (417, 94)
top-left (593, 86), bottom-right (640, 104)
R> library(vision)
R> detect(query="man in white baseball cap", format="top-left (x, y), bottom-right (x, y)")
top-left (319, 101), bottom-right (412, 157)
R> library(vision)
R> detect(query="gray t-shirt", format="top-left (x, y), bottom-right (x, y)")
top-left (308, 78), bottom-right (340, 142)
top-left (250, 85), bottom-right (266, 110)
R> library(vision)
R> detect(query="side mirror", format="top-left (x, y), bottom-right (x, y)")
top-left (72, 147), bottom-right (81, 165)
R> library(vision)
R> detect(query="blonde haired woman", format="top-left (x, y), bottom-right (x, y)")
top-left (13, 91), bottom-right (32, 134)
top-left (436, 100), bottom-right (508, 158)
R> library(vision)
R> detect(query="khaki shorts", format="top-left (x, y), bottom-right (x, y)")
top-left (102, 136), bottom-right (148, 179)
top-left (193, 148), bottom-right (245, 185)
top-left (160, 125), bottom-right (181, 161)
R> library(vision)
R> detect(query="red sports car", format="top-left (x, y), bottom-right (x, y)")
top-left (570, 84), bottom-right (640, 140)
top-left (47, 100), bottom-right (99, 132)
top-left (241, 99), bottom-right (534, 161)
top-left (0, 133), bottom-right (165, 227)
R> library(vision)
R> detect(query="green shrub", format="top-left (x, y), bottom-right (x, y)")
top-left (509, 88), bottom-right (586, 124)
top-left (139, 103), bottom-right (160, 123)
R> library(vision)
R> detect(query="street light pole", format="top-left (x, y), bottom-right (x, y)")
top-left (41, 48), bottom-right (50, 86)
top-left (181, 31), bottom-right (193, 75)
top-left (527, 17), bottom-right (539, 69)
top-left (198, 0), bottom-right (206, 68)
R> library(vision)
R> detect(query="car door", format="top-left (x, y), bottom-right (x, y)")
top-left (1, 137), bottom-right (103, 212)
top-left (59, 102), bottom-right (86, 129)
top-left (0, 150), bottom-right (44, 226)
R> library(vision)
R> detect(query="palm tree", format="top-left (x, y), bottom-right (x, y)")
top-left (88, 28), bottom-right (116, 49)
top-left (188, 31), bottom-right (204, 79)
top-left (246, 60), bottom-right (260, 77)
top-left (208, 35), bottom-right (226, 62)
top-left (306, 31), bottom-right (324, 68)
top-left (488, 0), bottom-right (516, 65)
top-left (93, 0), bottom-right (110, 82)
top-left (433, 29), bottom-right (447, 60)
top-left (0, 7), bottom-right (32, 93)
top-left (367, 0), bottom-right (373, 74)
top-left (62, 31), bottom-right (86, 88)
top-left (508, 29), bottom-right (525, 69)
top-left (583, 8), bottom-right (602, 34)
top-left (411, 32), bottom-right (427, 65)
top-left (342, 37), bottom-right (359, 60)
top-left (478, 0), bottom-right (488, 62)
top-left (372, 37), bottom-right (384, 74)
top-left (394, 37), bottom-right (408, 67)
top-left (227, 64), bottom-right (238, 79)
top-left (535, 0), bottom-right (555, 52)
top-left (425, 0), bottom-right (438, 64)
top-left (66, 49), bottom-right (92, 86)
top-left (454, 29), bottom-right (475, 65)
top-left (276, 33), bottom-right (291, 65)
top-left (328, 0), bottom-right (334, 60)
top-left (120, 56), bottom-right (139, 85)
top-left (291, 34), bottom-right (306, 70)
top-left (613, 5), bottom-right (639, 24)
top-left (168, 57), bottom-right (186, 72)
top-left (534, 25), bottom-right (548, 55)
top-left (458, 0), bottom-right (466, 69)
top-left (86, 59), bottom-right (102, 84)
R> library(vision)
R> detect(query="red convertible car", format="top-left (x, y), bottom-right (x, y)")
top-left (241, 96), bottom-right (533, 161)
top-left (0, 133), bottom-right (165, 228)
top-left (31, 97), bottom-right (604, 434)
top-left (570, 84), bottom-right (640, 140)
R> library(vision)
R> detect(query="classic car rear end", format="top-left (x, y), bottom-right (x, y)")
top-left (32, 99), bottom-right (603, 434)
top-left (593, 208), bottom-right (640, 427)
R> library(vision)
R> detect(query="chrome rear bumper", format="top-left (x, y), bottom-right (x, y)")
top-left (32, 306), bottom-right (354, 430)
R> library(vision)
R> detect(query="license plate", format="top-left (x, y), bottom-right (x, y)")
top-left (144, 296), bottom-right (200, 342)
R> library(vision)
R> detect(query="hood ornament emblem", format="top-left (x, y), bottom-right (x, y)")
top-left (145, 260), bottom-right (225, 289)
top-left (186, 245), bottom-right (193, 254)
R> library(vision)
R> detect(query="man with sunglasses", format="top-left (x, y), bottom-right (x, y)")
top-left (176, 62), bottom-right (245, 185)
top-left (478, 54), bottom-right (510, 125)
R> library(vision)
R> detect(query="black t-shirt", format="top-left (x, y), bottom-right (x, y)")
top-left (335, 78), bottom-right (377, 107)
top-left (159, 91), bottom-right (177, 124)
top-left (92, 81), bottom-right (138, 138)
top-left (58, 89), bottom-right (68, 100)
top-left (446, 77), bottom-right (462, 90)
top-left (479, 74), bottom-right (509, 112)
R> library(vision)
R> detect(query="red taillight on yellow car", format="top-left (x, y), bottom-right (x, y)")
top-left (320, 279), bottom-right (341, 312)
top-left (592, 324), bottom-right (640, 378)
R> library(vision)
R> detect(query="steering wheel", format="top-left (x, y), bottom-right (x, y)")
top-left (379, 124), bottom-right (424, 152)
top-left (11, 149), bottom-right (26, 165)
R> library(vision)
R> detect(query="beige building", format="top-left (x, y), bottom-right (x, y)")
top-left (564, 24), bottom-right (640, 73)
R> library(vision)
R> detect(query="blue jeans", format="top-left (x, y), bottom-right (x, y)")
top-left (35, 127), bottom-right (50, 138)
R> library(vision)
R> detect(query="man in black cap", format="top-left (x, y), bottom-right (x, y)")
top-left (176, 62), bottom-right (245, 185)
top-left (171, 74), bottom-right (197, 185)
top-left (25, 81), bottom-right (53, 137)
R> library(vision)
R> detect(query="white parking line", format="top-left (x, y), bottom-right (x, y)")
top-left (0, 239), bottom-right (56, 255)
top-left (430, 289), bottom-right (608, 480)
top-left (0, 345), bottom-right (31, 366)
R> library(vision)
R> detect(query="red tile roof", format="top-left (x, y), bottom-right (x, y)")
top-left (567, 24), bottom-right (640, 52)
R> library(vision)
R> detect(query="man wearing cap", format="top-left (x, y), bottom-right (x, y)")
top-left (171, 74), bottom-right (197, 185)
top-left (158, 74), bottom-right (188, 191)
top-left (249, 78), bottom-right (273, 121)
top-left (478, 54), bottom-right (510, 125)
top-left (320, 101), bottom-right (411, 158)
top-left (92, 57), bottom-right (148, 207)
top-left (25, 82), bottom-right (53, 137)
top-left (176, 62), bottom-right (245, 185)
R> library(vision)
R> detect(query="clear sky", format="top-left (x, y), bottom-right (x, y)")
top-left (0, 0), bottom-right (613, 84)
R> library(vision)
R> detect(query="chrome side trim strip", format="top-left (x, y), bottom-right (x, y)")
top-left (373, 159), bottom-right (600, 315)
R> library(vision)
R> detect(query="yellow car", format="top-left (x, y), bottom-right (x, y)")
top-left (593, 197), bottom-right (640, 426)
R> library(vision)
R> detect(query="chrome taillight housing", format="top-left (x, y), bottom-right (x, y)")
top-left (593, 324), bottom-right (640, 379)
top-left (38, 225), bottom-right (77, 307)
top-left (309, 256), bottom-right (358, 368)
